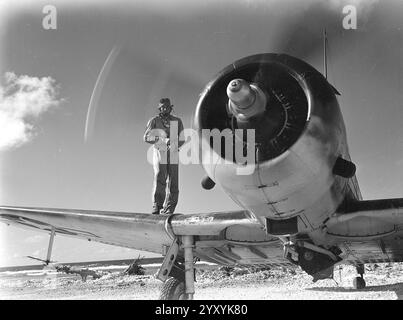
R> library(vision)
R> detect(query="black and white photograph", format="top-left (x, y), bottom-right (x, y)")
top-left (1, 0), bottom-right (403, 302)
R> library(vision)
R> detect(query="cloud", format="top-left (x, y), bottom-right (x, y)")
top-left (0, 72), bottom-right (63, 151)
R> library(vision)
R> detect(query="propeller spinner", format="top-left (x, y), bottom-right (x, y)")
top-left (226, 79), bottom-right (266, 122)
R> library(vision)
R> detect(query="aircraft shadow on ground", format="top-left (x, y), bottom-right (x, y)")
top-left (306, 282), bottom-right (403, 299)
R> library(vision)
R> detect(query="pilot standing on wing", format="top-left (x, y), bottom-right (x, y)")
top-left (143, 98), bottom-right (184, 215)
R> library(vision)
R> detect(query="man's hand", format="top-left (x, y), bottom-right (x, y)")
top-left (155, 137), bottom-right (170, 151)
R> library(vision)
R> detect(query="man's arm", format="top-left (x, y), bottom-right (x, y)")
top-left (143, 118), bottom-right (158, 144)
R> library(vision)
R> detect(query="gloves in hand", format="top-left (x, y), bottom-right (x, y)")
top-left (155, 137), bottom-right (170, 151)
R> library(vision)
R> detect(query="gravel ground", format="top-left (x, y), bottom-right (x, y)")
top-left (1, 263), bottom-right (403, 300)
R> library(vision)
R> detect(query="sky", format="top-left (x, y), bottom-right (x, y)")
top-left (0, 0), bottom-right (403, 267)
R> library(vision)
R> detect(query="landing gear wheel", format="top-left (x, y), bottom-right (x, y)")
top-left (159, 277), bottom-right (188, 300)
top-left (353, 276), bottom-right (366, 290)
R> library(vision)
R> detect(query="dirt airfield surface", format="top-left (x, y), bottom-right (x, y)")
top-left (1, 263), bottom-right (403, 300)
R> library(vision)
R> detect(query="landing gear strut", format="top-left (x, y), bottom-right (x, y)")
top-left (157, 235), bottom-right (195, 300)
top-left (182, 235), bottom-right (195, 300)
top-left (353, 263), bottom-right (366, 289)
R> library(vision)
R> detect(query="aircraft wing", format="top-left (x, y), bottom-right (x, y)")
top-left (326, 198), bottom-right (403, 264)
top-left (0, 206), bottom-right (175, 253)
top-left (3, 200), bottom-right (403, 268)
top-left (0, 206), bottom-right (290, 267)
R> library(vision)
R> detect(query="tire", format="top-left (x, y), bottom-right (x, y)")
top-left (353, 276), bottom-right (366, 290)
top-left (159, 277), bottom-right (187, 300)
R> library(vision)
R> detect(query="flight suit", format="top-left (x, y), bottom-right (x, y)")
top-left (144, 114), bottom-right (184, 214)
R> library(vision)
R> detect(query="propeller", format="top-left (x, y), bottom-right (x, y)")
top-left (84, 45), bottom-right (121, 143)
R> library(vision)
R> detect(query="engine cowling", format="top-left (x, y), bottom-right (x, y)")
top-left (194, 53), bottom-right (350, 235)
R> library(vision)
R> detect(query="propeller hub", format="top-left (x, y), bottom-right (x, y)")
top-left (227, 79), bottom-right (255, 109)
top-left (226, 79), bottom-right (267, 121)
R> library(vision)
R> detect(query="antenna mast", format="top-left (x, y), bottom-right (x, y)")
top-left (323, 29), bottom-right (328, 79)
